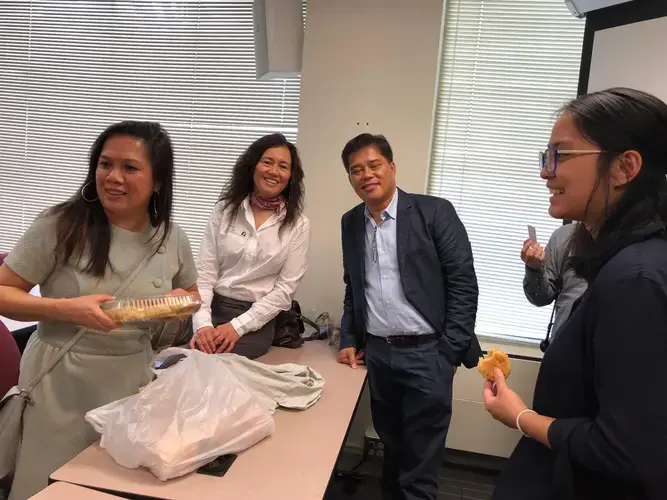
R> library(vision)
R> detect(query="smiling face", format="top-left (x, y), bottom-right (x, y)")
top-left (544, 112), bottom-right (613, 228)
top-left (253, 145), bottom-right (292, 198)
top-left (543, 111), bottom-right (643, 229)
top-left (95, 135), bottom-right (155, 221)
top-left (347, 145), bottom-right (397, 209)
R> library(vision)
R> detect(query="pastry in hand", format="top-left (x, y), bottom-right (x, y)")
top-left (477, 349), bottom-right (511, 381)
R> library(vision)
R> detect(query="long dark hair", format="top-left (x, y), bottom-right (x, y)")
top-left (219, 133), bottom-right (304, 230)
top-left (50, 121), bottom-right (175, 277)
top-left (562, 88), bottom-right (667, 280)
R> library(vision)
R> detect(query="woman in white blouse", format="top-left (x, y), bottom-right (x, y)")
top-left (190, 133), bottom-right (310, 359)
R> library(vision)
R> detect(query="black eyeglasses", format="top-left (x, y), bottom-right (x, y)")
top-left (539, 146), bottom-right (604, 174)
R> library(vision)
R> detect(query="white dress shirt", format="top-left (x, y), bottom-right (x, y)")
top-left (193, 197), bottom-right (311, 336)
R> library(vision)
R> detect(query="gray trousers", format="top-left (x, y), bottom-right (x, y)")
top-left (210, 294), bottom-right (276, 359)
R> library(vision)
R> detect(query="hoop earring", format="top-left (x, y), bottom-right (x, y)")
top-left (81, 181), bottom-right (98, 203)
top-left (152, 191), bottom-right (159, 217)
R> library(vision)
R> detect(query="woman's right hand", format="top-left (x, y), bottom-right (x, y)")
top-left (60, 294), bottom-right (121, 332)
top-left (521, 239), bottom-right (545, 270)
top-left (190, 326), bottom-right (218, 354)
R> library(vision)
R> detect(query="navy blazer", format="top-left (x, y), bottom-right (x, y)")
top-left (340, 189), bottom-right (482, 368)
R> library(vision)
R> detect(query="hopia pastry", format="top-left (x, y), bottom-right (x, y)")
top-left (101, 295), bottom-right (202, 323)
top-left (477, 349), bottom-right (511, 381)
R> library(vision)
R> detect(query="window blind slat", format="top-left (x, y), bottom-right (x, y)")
top-left (0, 0), bottom-right (303, 254)
top-left (428, 0), bottom-right (584, 341)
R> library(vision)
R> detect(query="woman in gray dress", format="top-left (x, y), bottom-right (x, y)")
top-left (0, 121), bottom-right (199, 499)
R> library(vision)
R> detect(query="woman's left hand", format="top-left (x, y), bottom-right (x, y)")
top-left (166, 288), bottom-right (192, 297)
top-left (213, 322), bottom-right (241, 354)
top-left (483, 368), bottom-right (529, 429)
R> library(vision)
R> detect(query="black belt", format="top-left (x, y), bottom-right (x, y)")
top-left (374, 333), bottom-right (438, 347)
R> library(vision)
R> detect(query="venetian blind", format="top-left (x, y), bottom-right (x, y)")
top-left (0, 0), bottom-right (302, 254)
top-left (428, 0), bottom-right (585, 342)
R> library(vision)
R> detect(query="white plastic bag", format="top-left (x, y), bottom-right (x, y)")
top-left (85, 348), bottom-right (274, 481)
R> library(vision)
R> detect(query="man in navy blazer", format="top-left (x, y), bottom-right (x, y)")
top-left (338, 133), bottom-right (481, 500)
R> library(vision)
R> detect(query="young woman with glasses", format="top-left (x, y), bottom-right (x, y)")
top-left (485, 88), bottom-right (667, 499)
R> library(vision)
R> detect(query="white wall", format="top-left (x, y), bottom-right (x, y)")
top-left (588, 16), bottom-right (667, 100)
top-left (294, 0), bottom-right (543, 457)
top-left (296, 0), bottom-right (443, 318)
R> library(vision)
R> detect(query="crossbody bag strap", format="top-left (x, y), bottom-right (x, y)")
top-left (22, 249), bottom-right (156, 395)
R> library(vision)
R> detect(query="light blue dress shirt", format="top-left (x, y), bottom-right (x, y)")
top-left (364, 190), bottom-right (434, 337)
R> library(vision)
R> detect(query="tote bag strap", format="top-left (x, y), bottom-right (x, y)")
top-left (22, 249), bottom-right (156, 396)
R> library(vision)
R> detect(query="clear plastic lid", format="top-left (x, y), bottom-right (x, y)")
top-left (100, 294), bottom-right (202, 323)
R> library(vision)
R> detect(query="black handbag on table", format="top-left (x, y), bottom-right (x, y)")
top-left (273, 300), bottom-right (320, 349)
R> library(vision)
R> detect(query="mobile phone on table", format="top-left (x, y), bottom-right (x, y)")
top-left (527, 224), bottom-right (537, 243)
top-left (155, 353), bottom-right (187, 370)
top-left (196, 454), bottom-right (237, 477)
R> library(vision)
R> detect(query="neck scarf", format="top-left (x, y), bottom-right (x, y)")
top-left (250, 193), bottom-right (286, 214)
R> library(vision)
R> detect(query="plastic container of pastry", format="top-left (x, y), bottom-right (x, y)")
top-left (100, 294), bottom-right (203, 323)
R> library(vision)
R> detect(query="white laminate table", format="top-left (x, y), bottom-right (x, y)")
top-left (30, 482), bottom-right (122, 499)
top-left (50, 340), bottom-right (367, 500)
